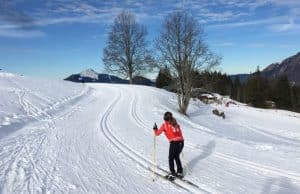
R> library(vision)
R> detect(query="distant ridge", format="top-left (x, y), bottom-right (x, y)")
top-left (261, 52), bottom-right (300, 85)
top-left (229, 74), bottom-right (250, 83)
top-left (64, 69), bottom-right (154, 86)
top-left (230, 52), bottom-right (300, 85)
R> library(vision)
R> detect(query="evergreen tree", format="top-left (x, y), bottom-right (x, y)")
top-left (231, 77), bottom-right (241, 100)
top-left (290, 85), bottom-right (299, 111)
top-left (273, 75), bottom-right (291, 109)
top-left (155, 67), bottom-right (172, 88)
top-left (245, 70), bottom-right (268, 108)
top-left (238, 84), bottom-right (246, 103)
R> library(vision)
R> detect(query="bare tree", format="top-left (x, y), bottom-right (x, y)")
top-left (103, 11), bottom-right (153, 84)
top-left (156, 11), bottom-right (220, 115)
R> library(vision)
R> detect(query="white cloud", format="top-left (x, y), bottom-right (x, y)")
top-left (0, 1), bottom-right (162, 31)
top-left (199, 10), bottom-right (236, 22)
top-left (208, 15), bottom-right (300, 33)
top-left (0, 29), bottom-right (45, 38)
top-left (0, 47), bottom-right (36, 53)
top-left (0, 10), bottom-right (122, 31)
top-left (246, 43), bottom-right (265, 48)
top-left (213, 42), bottom-right (235, 47)
top-left (269, 20), bottom-right (300, 32)
top-left (1, 0), bottom-right (300, 37)
top-left (208, 17), bottom-right (280, 28)
top-left (269, 0), bottom-right (300, 6)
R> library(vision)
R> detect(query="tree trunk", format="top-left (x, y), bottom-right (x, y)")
top-left (177, 78), bottom-right (191, 115)
top-left (129, 77), bottom-right (133, 84)
top-left (178, 93), bottom-right (190, 115)
top-left (128, 67), bottom-right (133, 84)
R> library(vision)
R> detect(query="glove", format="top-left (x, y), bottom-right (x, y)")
top-left (153, 123), bottom-right (158, 131)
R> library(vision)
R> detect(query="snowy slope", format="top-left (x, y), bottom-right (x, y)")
top-left (0, 72), bottom-right (300, 193)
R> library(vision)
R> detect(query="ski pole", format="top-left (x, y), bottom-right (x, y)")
top-left (182, 151), bottom-right (189, 175)
top-left (152, 134), bottom-right (157, 181)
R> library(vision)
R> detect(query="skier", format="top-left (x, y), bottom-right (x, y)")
top-left (153, 111), bottom-right (184, 181)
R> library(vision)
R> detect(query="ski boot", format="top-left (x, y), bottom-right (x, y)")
top-left (165, 173), bottom-right (176, 181)
top-left (176, 172), bottom-right (184, 179)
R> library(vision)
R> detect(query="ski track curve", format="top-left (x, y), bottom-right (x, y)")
top-left (0, 85), bottom-right (94, 193)
top-left (2, 81), bottom-right (299, 193)
top-left (159, 99), bottom-right (300, 148)
top-left (7, 76), bottom-right (53, 105)
top-left (99, 86), bottom-right (215, 194)
top-left (235, 120), bottom-right (300, 146)
top-left (128, 87), bottom-right (300, 183)
top-left (1, 77), bottom-right (93, 139)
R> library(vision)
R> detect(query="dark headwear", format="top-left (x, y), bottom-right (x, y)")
top-left (164, 112), bottom-right (172, 122)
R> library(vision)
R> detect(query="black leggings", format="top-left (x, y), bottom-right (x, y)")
top-left (169, 141), bottom-right (184, 174)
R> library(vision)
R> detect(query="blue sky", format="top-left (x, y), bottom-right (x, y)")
top-left (0, 0), bottom-right (300, 79)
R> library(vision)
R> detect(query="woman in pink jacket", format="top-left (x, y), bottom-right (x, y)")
top-left (153, 112), bottom-right (184, 180)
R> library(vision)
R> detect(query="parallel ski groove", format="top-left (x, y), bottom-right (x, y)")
top-left (99, 88), bottom-right (210, 193)
top-left (129, 88), bottom-right (300, 183)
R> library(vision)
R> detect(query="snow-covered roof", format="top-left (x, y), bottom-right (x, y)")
top-left (200, 93), bottom-right (215, 98)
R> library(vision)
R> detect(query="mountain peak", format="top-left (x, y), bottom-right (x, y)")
top-left (262, 51), bottom-right (300, 85)
top-left (80, 69), bottom-right (99, 80)
top-left (263, 63), bottom-right (279, 72)
top-left (65, 70), bottom-right (154, 86)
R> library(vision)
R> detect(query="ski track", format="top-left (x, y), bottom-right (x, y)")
top-left (235, 120), bottom-right (300, 146)
top-left (1, 77), bottom-right (92, 139)
top-left (127, 87), bottom-right (300, 184)
top-left (0, 83), bottom-right (93, 193)
top-left (159, 99), bottom-right (300, 147)
top-left (1, 79), bottom-right (300, 193)
top-left (99, 86), bottom-right (214, 194)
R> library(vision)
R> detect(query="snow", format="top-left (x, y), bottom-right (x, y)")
top-left (79, 69), bottom-right (99, 80)
top-left (1, 72), bottom-right (300, 193)
top-left (200, 94), bottom-right (215, 98)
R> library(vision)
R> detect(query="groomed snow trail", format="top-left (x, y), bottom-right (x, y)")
top-left (0, 76), bottom-right (192, 193)
top-left (1, 74), bottom-right (300, 193)
top-left (98, 85), bottom-right (211, 193)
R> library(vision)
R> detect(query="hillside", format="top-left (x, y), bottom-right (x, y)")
top-left (262, 52), bottom-right (300, 85)
top-left (65, 69), bottom-right (154, 86)
top-left (231, 52), bottom-right (300, 85)
top-left (0, 72), bottom-right (300, 193)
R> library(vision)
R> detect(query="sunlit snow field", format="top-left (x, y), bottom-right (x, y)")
top-left (1, 72), bottom-right (300, 193)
